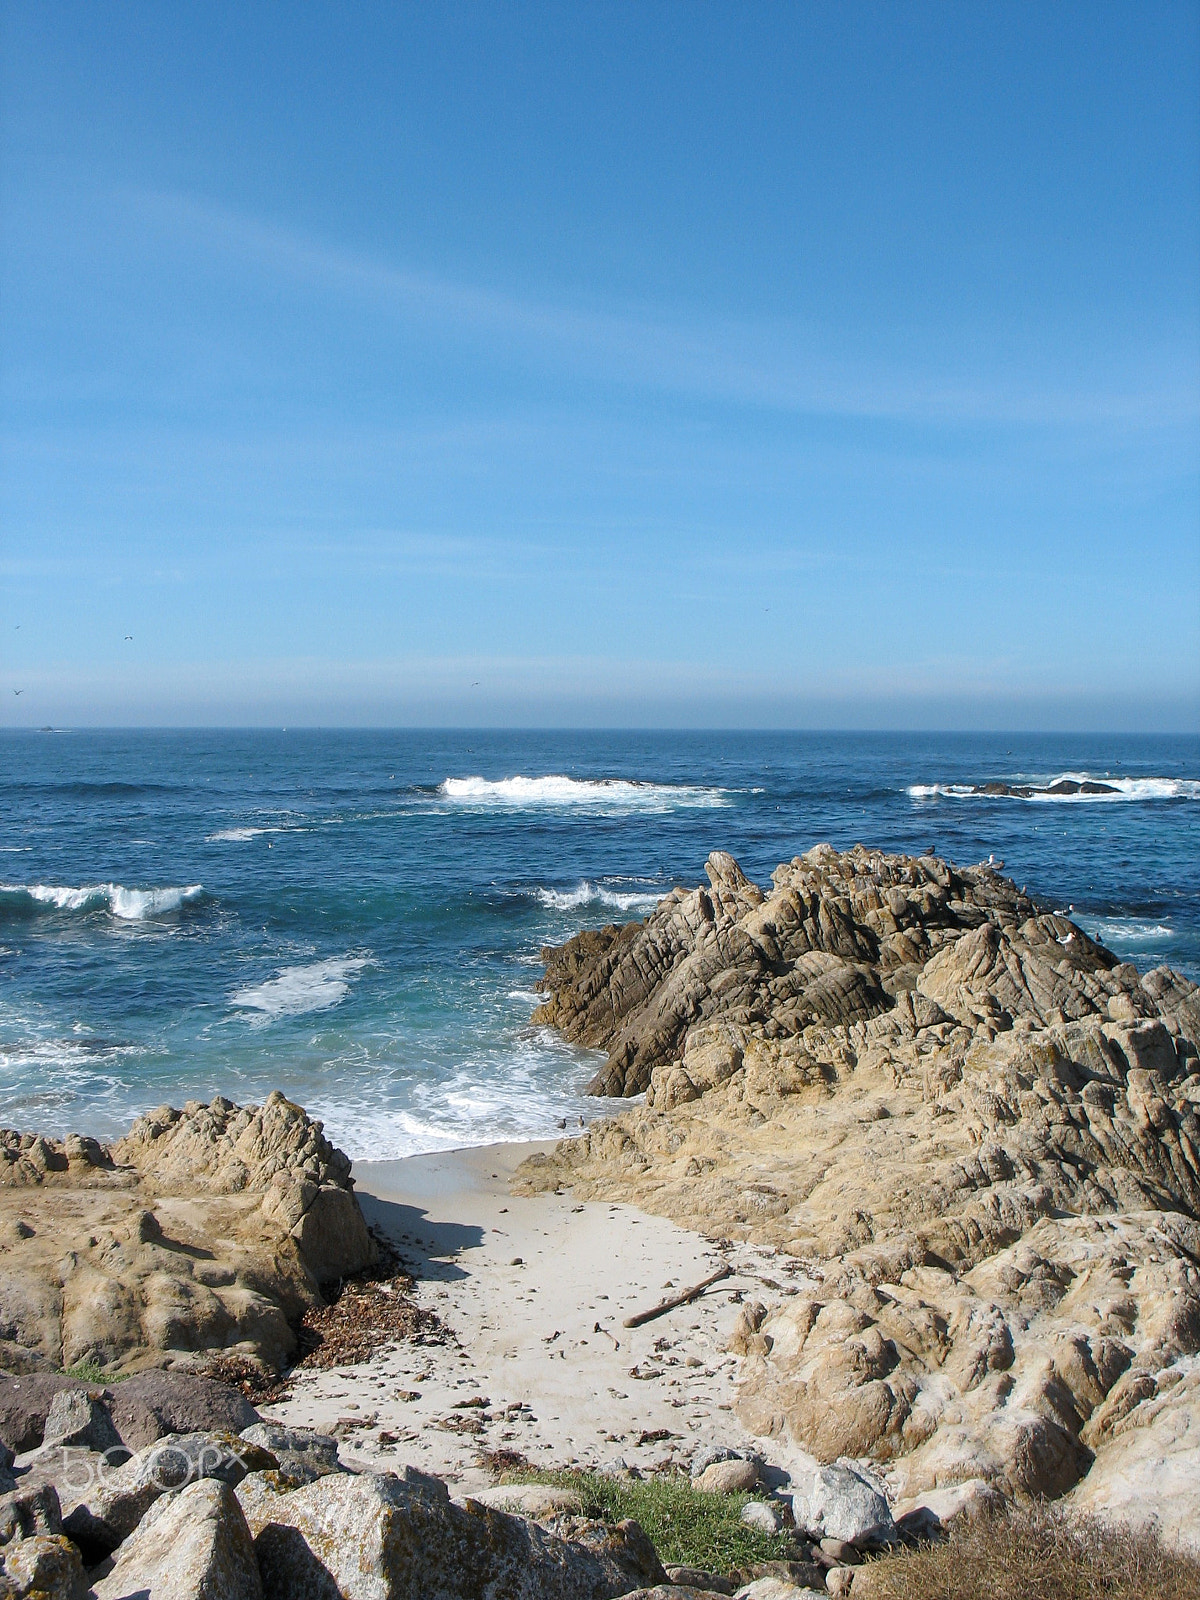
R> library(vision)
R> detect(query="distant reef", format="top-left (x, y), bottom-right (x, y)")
top-left (521, 843), bottom-right (1200, 1550)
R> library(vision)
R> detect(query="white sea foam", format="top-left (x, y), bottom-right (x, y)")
top-left (206, 823), bottom-right (308, 842)
top-left (303, 1031), bottom-right (614, 1159)
top-left (0, 883), bottom-right (204, 919)
top-left (533, 881), bottom-right (664, 914)
top-left (231, 957), bottom-right (371, 1019)
top-left (909, 773), bottom-right (1200, 803)
top-left (1079, 916), bottom-right (1174, 947)
top-left (439, 774), bottom-right (729, 810)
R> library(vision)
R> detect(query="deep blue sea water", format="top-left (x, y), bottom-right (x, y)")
top-left (1, 730), bottom-right (1197, 1158)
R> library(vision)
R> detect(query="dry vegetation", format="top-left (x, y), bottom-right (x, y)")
top-left (857, 1504), bottom-right (1200, 1600)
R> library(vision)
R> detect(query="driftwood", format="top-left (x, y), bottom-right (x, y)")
top-left (622, 1264), bottom-right (733, 1329)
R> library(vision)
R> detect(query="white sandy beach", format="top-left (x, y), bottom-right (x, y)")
top-left (263, 1139), bottom-right (803, 1495)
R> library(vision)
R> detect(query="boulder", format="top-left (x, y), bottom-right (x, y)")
top-left (467, 1483), bottom-right (585, 1519)
top-left (65, 1430), bottom-right (275, 1558)
top-left (740, 1501), bottom-right (782, 1534)
top-left (0, 1482), bottom-right (62, 1547)
top-left (733, 1583), bottom-right (826, 1600)
top-left (0, 1377), bottom-right (98, 1455)
top-left (624, 1591), bottom-right (728, 1600)
top-left (1067, 1360), bottom-right (1200, 1553)
top-left (35, 1389), bottom-right (125, 1456)
top-left (240, 1467), bottom-right (666, 1599)
top-left (239, 1423), bottom-right (342, 1487)
top-left (892, 1477), bottom-right (1003, 1533)
top-left (108, 1371), bottom-right (259, 1451)
top-left (693, 1459), bottom-right (758, 1494)
top-left (1, 1533), bottom-right (89, 1600)
top-left (93, 1477), bottom-right (262, 1600)
top-left (516, 846), bottom-right (1200, 1527)
top-left (791, 1465), bottom-right (896, 1550)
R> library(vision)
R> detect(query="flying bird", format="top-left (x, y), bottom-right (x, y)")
top-left (124, 635), bottom-right (133, 641)
top-left (13, 689), bottom-right (22, 696)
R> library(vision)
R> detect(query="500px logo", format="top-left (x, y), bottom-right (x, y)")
top-left (54, 1441), bottom-right (252, 1495)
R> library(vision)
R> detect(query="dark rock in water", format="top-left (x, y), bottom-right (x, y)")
top-left (970, 778), bottom-right (1118, 798)
top-left (107, 1370), bottom-right (259, 1451)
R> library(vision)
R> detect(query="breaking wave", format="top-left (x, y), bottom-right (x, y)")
top-left (439, 774), bottom-right (729, 810)
top-left (0, 883), bottom-right (205, 920)
top-left (908, 773), bottom-right (1200, 803)
top-left (1078, 916), bottom-right (1174, 948)
top-left (206, 826), bottom-right (290, 842)
top-left (533, 881), bottom-right (664, 914)
top-left (231, 957), bottom-right (372, 1020)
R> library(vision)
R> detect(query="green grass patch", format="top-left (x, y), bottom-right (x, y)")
top-left (503, 1467), bottom-right (797, 1571)
top-left (63, 1360), bottom-right (114, 1384)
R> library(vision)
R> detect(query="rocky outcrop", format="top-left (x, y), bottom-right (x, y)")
top-left (0, 1093), bottom-right (375, 1377)
top-left (520, 845), bottom-right (1200, 1548)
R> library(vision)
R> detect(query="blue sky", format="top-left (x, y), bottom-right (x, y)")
top-left (2, 1), bottom-right (1198, 728)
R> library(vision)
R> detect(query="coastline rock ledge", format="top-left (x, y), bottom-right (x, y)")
top-left (519, 844), bottom-right (1200, 1551)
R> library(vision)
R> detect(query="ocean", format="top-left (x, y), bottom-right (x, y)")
top-left (1, 729), bottom-right (1197, 1158)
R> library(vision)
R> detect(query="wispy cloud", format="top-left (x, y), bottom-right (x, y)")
top-left (131, 190), bottom-right (1200, 431)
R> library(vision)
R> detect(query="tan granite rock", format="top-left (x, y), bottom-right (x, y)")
top-left (519, 846), bottom-right (1200, 1547)
top-left (92, 1477), bottom-right (262, 1600)
top-left (0, 1093), bottom-right (375, 1378)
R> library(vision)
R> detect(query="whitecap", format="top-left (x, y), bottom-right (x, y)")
top-left (1078, 916), bottom-right (1174, 947)
top-left (908, 773), bottom-right (1200, 803)
top-left (231, 957), bottom-right (372, 1019)
top-left (438, 774), bottom-right (729, 810)
top-left (533, 881), bottom-right (664, 914)
top-left (0, 883), bottom-right (204, 920)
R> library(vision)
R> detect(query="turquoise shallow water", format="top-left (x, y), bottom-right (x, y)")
top-left (0, 729), bottom-right (1197, 1157)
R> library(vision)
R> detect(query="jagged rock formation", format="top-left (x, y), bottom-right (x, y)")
top-left (0, 1092), bottom-right (375, 1377)
top-left (520, 846), bottom-right (1200, 1547)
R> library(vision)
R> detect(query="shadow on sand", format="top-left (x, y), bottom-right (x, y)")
top-left (358, 1191), bottom-right (484, 1284)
